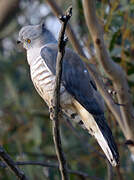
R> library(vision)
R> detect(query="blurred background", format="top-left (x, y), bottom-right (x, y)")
top-left (0, 0), bottom-right (134, 179)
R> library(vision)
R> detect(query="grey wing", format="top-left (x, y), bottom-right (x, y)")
top-left (40, 44), bottom-right (119, 165)
top-left (40, 44), bottom-right (103, 115)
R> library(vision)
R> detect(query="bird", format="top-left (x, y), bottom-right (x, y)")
top-left (17, 22), bottom-right (119, 166)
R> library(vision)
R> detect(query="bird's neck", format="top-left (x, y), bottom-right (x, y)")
top-left (27, 46), bottom-right (43, 65)
top-left (42, 29), bottom-right (57, 44)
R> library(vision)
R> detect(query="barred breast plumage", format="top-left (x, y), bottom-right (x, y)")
top-left (29, 54), bottom-right (73, 108)
top-left (30, 55), bottom-right (56, 105)
top-left (28, 54), bottom-right (83, 126)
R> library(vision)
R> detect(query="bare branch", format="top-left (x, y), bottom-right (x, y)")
top-left (115, 166), bottom-right (124, 180)
top-left (0, 0), bottom-right (19, 31)
top-left (106, 161), bottom-right (113, 180)
top-left (85, 63), bottom-right (123, 129)
top-left (45, 0), bottom-right (85, 57)
top-left (0, 160), bottom-right (103, 180)
top-left (0, 146), bottom-right (28, 180)
top-left (50, 6), bottom-right (72, 180)
top-left (82, 0), bottom-right (134, 149)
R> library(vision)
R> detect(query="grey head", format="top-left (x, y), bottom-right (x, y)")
top-left (17, 23), bottom-right (57, 50)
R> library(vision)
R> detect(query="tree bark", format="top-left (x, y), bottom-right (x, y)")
top-left (0, 0), bottom-right (19, 31)
top-left (82, 0), bottom-right (134, 153)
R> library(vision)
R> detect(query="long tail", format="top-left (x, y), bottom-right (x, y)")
top-left (94, 114), bottom-right (119, 166)
top-left (74, 101), bottom-right (119, 166)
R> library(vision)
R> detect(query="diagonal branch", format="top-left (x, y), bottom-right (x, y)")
top-left (0, 160), bottom-right (103, 180)
top-left (50, 6), bottom-right (72, 180)
top-left (106, 161), bottom-right (113, 180)
top-left (45, 0), bottom-right (85, 57)
top-left (0, 146), bottom-right (28, 180)
top-left (0, 0), bottom-right (19, 31)
top-left (82, 0), bottom-right (134, 149)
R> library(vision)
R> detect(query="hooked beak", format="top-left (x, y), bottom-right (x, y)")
top-left (17, 37), bottom-right (22, 44)
top-left (17, 40), bottom-right (21, 44)
top-left (16, 38), bottom-right (24, 50)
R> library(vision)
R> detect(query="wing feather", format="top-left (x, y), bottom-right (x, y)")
top-left (40, 44), bottom-right (103, 115)
top-left (40, 43), bottom-right (119, 165)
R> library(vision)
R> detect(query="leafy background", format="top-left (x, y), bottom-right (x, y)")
top-left (0, 0), bottom-right (134, 179)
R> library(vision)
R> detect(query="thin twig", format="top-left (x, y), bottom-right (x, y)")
top-left (50, 6), bottom-right (72, 180)
top-left (7, 151), bottom-right (57, 160)
top-left (106, 161), bottom-right (113, 180)
top-left (0, 146), bottom-right (28, 180)
top-left (0, 160), bottom-right (103, 180)
top-left (116, 166), bottom-right (124, 180)
top-left (45, 0), bottom-right (85, 57)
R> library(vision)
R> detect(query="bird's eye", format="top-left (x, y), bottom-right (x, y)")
top-left (26, 39), bottom-right (31, 44)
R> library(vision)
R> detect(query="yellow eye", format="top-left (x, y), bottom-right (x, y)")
top-left (26, 39), bottom-right (31, 43)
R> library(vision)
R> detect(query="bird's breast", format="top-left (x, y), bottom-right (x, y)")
top-left (30, 56), bottom-right (72, 107)
top-left (30, 56), bottom-right (56, 105)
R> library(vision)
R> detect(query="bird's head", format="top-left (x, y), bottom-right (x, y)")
top-left (17, 22), bottom-right (57, 50)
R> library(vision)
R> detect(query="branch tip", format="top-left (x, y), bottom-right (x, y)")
top-left (59, 15), bottom-right (66, 22)
top-left (66, 5), bottom-right (72, 18)
top-left (64, 36), bottom-right (68, 43)
top-left (59, 5), bottom-right (72, 22)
